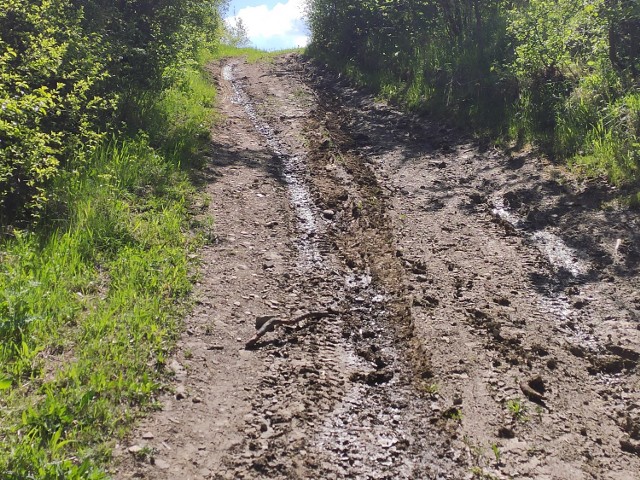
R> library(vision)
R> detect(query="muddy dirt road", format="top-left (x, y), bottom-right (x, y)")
top-left (114, 54), bottom-right (640, 479)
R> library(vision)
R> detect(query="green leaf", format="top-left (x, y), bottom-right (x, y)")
top-left (0, 376), bottom-right (12, 390)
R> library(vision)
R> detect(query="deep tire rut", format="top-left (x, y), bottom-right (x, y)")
top-left (212, 59), bottom-right (460, 479)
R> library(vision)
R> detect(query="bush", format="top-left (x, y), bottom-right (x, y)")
top-left (0, 0), bottom-right (223, 223)
top-left (307, 0), bottom-right (640, 184)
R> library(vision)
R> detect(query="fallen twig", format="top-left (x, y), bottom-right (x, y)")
top-left (245, 311), bottom-right (336, 349)
top-left (520, 375), bottom-right (546, 404)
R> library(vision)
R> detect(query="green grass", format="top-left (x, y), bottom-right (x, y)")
top-left (212, 45), bottom-right (305, 63)
top-left (0, 57), bottom-right (217, 478)
top-left (567, 91), bottom-right (640, 184)
top-left (506, 398), bottom-right (529, 422)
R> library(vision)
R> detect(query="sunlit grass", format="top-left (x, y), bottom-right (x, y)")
top-left (0, 58), bottom-right (215, 478)
top-left (212, 44), bottom-right (305, 63)
top-left (567, 91), bottom-right (640, 185)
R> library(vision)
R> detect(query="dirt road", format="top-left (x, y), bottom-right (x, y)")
top-left (114, 54), bottom-right (640, 479)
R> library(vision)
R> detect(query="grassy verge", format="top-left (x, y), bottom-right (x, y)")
top-left (564, 90), bottom-right (640, 185)
top-left (0, 58), bottom-right (217, 478)
top-left (307, 49), bottom-right (639, 195)
top-left (213, 45), bottom-right (305, 63)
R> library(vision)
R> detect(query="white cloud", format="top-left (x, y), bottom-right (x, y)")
top-left (293, 35), bottom-right (309, 46)
top-left (225, 0), bottom-right (309, 50)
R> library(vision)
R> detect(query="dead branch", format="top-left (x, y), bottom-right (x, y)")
top-left (245, 311), bottom-right (336, 349)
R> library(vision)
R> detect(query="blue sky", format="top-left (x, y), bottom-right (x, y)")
top-left (225, 0), bottom-right (309, 51)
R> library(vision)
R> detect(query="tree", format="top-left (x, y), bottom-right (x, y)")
top-left (223, 15), bottom-right (251, 47)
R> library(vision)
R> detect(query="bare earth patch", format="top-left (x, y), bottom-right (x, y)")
top-left (113, 54), bottom-right (640, 480)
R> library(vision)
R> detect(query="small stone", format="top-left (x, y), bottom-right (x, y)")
top-left (142, 432), bottom-right (154, 440)
top-left (175, 385), bottom-right (186, 400)
top-left (322, 209), bottom-right (335, 219)
top-left (528, 375), bottom-right (546, 394)
top-left (620, 439), bottom-right (640, 456)
top-left (128, 445), bottom-right (143, 454)
top-left (192, 396), bottom-right (203, 404)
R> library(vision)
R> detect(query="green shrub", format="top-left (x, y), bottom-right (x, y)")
top-left (0, 0), bottom-right (223, 223)
top-left (307, 0), bottom-right (640, 184)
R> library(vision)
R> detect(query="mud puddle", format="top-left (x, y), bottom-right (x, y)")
top-left (490, 194), bottom-right (602, 354)
top-left (490, 195), bottom-right (591, 278)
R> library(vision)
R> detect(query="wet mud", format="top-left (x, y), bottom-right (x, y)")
top-left (114, 54), bottom-right (640, 480)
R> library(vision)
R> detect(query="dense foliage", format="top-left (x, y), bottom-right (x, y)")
top-left (0, 0), bottom-right (222, 223)
top-left (307, 0), bottom-right (640, 183)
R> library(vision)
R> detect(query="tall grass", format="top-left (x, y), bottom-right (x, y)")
top-left (0, 59), bottom-right (217, 478)
top-left (567, 90), bottom-right (640, 184)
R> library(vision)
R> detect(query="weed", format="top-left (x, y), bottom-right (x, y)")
top-left (133, 445), bottom-right (156, 463)
top-left (202, 216), bottom-right (217, 244)
top-left (507, 398), bottom-right (529, 421)
top-left (463, 435), bottom-right (485, 464)
top-left (444, 406), bottom-right (463, 421)
top-left (624, 191), bottom-right (640, 210)
top-left (421, 383), bottom-right (439, 396)
top-left (470, 466), bottom-right (500, 480)
top-left (491, 443), bottom-right (501, 465)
